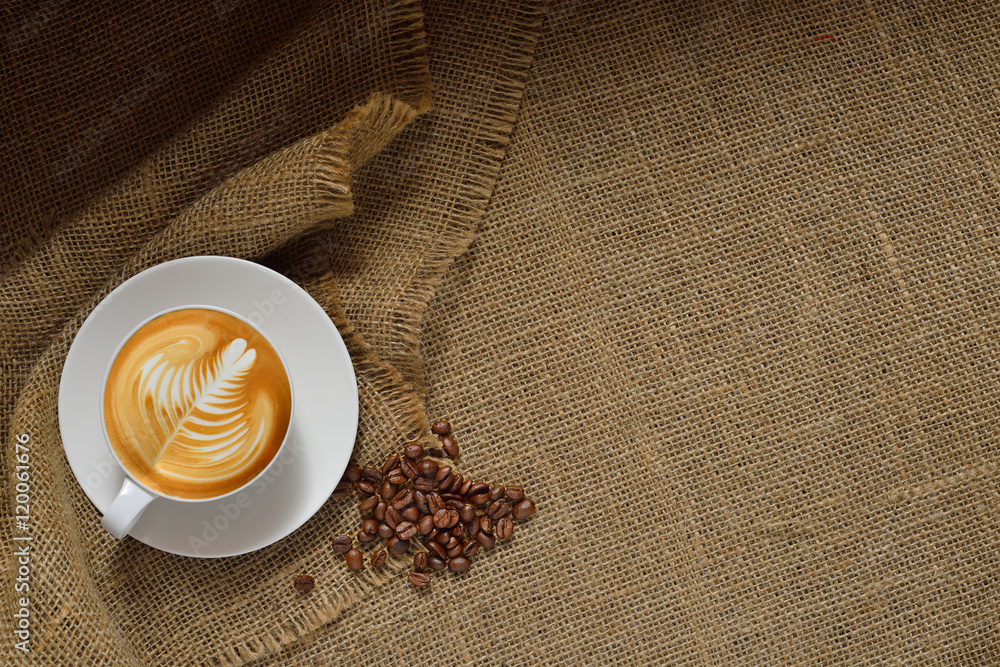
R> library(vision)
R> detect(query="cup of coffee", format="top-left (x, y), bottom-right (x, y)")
top-left (100, 305), bottom-right (294, 539)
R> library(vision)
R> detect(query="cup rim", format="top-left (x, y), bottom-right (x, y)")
top-left (99, 304), bottom-right (295, 504)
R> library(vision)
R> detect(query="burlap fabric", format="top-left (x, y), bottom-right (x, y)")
top-left (4, 0), bottom-right (1000, 665)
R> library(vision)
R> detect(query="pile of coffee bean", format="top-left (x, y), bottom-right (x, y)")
top-left (326, 420), bottom-right (535, 589)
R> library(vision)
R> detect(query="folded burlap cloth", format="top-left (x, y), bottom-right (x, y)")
top-left (4, 0), bottom-right (1000, 664)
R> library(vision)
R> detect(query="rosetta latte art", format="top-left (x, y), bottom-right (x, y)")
top-left (104, 308), bottom-right (292, 500)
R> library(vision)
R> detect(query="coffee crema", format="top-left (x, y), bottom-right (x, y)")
top-left (103, 308), bottom-right (292, 500)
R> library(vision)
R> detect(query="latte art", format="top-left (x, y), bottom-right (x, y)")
top-left (104, 308), bottom-right (292, 500)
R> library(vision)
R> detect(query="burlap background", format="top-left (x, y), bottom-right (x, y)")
top-left (4, 0), bottom-right (1000, 664)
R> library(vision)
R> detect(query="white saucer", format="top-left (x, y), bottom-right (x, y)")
top-left (58, 256), bottom-right (358, 557)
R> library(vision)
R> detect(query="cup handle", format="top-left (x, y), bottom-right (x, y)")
top-left (101, 478), bottom-right (156, 539)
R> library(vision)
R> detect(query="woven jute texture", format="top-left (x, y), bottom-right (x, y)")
top-left (4, 0), bottom-right (1000, 665)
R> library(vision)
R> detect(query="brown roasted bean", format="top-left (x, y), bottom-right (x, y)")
top-left (332, 481), bottom-right (353, 498)
top-left (437, 472), bottom-right (456, 492)
top-left (435, 466), bottom-right (453, 484)
top-left (401, 506), bottom-right (421, 522)
top-left (505, 485), bottom-right (525, 502)
top-left (294, 575), bottom-right (315, 591)
top-left (468, 482), bottom-right (489, 498)
top-left (373, 501), bottom-right (387, 523)
top-left (418, 460), bottom-right (439, 478)
top-left (370, 549), bottom-right (387, 568)
top-left (356, 481), bottom-right (376, 496)
top-left (387, 469), bottom-right (408, 486)
top-left (487, 499), bottom-right (511, 521)
top-left (428, 556), bottom-right (447, 571)
top-left (414, 477), bottom-right (435, 492)
top-left (359, 495), bottom-right (378, 511)
top-left (478, 516), bottom-right (493, 535)
top-left (381, 454), bottom-right (400, 477)
top-left (444, 498), bottom-right (466, 509)
top-left (459, 504), bottom-right (476, 523)
top-left (408, 571), bottom-right (430, 588)
top-left (418, 515), bottom-right (436, 535)
top-left (458, 479), bottom-right (473, 496)
top-left (332, 535), bottom-right (352, 553)
top-left (433, 509), bottom-right (450, 529)
top-left (435, 530), bottom-right (451, 545)
top-left (385, 507), bottom-right (402, 530)
top-left (362, 518), bottom-right (378, 535)
top-left (377, 523), bottom-right (395, 539)
top-left (463, 540), bottom-right (480, 558)
top-left (447, 544), bottom-right (464, 558)
top-left (414, 491), bottom-right (430, 515)
top-left (476, 531), bottom-right (496, 549)
top-left (345, 549), bottom-right (364, 571)
top-left (357, 530), bottom-right (377, 544)
top-left (396, 521), bottom-right (418, 540)
top-left (512, 499), bottom-right (536, 521)
top-left (427, 448), bottom-right (447, 458)
top-left (400, 458), bottom-right (420, 479)
top-left (427, 540), bottom-right (447, 560)
top-left (496, 516), bottom-right (514, 540)
top-left (361, 466), bottom-right (382, 484)
top-left (413, 552), bottom-right (429, 572)
top-left (428, 493), bottom-right (445, 515)
top-left (451, 521), bottom-right (466, 538)
top-left (470, 493), bottom-right (490, 507)
top-left (448, 556), bottom-right (471, 573)
top-left (391, 488), bottom-right (413, 510)
top-left (489, 485), bottom-right (506, 502)
top-left (379, 480), bottom-right (398, 501)
top-left (431, 420), bottom-right (452, 436)
top-left (344, 463), bottom-right (362, 483)
top-left (441, 435), bottom-right (460, 459)
top-left (404, 443), bottom-right (424, 460)
top-left (444, 535), bottom-right (461, 550)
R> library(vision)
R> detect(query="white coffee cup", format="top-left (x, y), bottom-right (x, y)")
top-left (100, 305), bottom-right (295, 539)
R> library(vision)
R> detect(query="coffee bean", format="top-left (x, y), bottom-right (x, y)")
top-left (345, 549), bottom-right (363, 571)
top-left (361, 467), bottom-right (382, 484)
top-left (396, 521), bottom-right (418, 540)
top-left (404, 443), bottom-right (424, 460)
top-left (373, 501), bottom-right (387, 522)
top-left (294, 575), bottom-right (315, 591)
top-left (391, 488), bottom-right (413, 510)
top-left (332, 535), bottom-right (353, 553)
top-left (401, 506), bottom-right (421, 522)
top-left (387, 469), bottom-right (408, 486)
top-left (427, 540), bottom-right (447, 560)
top-left (363, 518), bottom-right (378, 535)
top-left (458, 479), bottom-right (473, 496)
top-left (413, 476), bottom-right (434, 492)
top-left (441, 435), bottom-right (460, 459)
top-left (413, 552), bottom-right (429, 572)
top-left (418, 460), bottom-right (439, 478)
top-left (400, 458), bottom-right (420, 479)
top-left (445, 498), bottom-right (466, 510)
top-left (371, 549), bottom-right (387, 568)
top-left (470, 493), bottom-right (490, 507)
top-left (437, 472), bottom-right (456, 492)
top-left (418, 515), bottom-right (436, 535)
top-left (451, 521), bottom-right (466, 538)
top-left (357, 530), bottom-right (377, 544)
top-left (433, 509), bottom-right (451, 529)
top-left (356, 481), bottom-right (376, 496)
top-left (390, 537), bottom-right (410, 554)
top-left (505, 485), bottom-right (525, 502)
top-left (463, 540), bottom-right (480, 558)
top-left (435, 530), bottom-right (451, 545)
top-left (449, 474), bottom-right (465, 494)
top-left (385, 507), bottom-right (402, 530)
top-left (449, 556), bottom-right (471, 573)
top-left (487, 499), bottom-right (511, 521)
top-left (431, 420), bottom-right (452, 436)
top-left (414, 491), bottom-right (430, 515)
top-left (476, 532), bottom-right (496, 549)
top-left (408, 571), bottom-right (430, 588)
top-left (344, 463), bottom-right (362, 483)
top-left (447, 544), bottom-right (464, 558)
top-left (496, 516), bottom-right (514, 539)
top-left (379, 481), bottom-right (398, 501)
top-left (478, 516), bottom-right (493, 535)
top-left (332, 481), bottom-right (353, 498)
top-left (376, 523), bottom-right (393, 539)
top-left (435, 466), bottom-right (452, 484)
top-left (359, 495), bottom-right (378, 512)
top-left (489, 485), bottom-right (506, 502)
top-left (444, 535), bottom-right (461, 550)
top-left (459, 504), bottom-right (476, 523)
top-left (429, 556), bottom-right (447, 571)
top-left (427, 448), bottom-right (447, 458)
top-left (468, 482), bottom-right (489, 497)
top-left (512, 499), bottom-right (536, 521)
top-left (381, 454), bottom-right (400, 477)
top-left (428, 493), bottom-right (445, 515)
top-left (446, 509), bottom-right (461, 528)
top-left (465, 520), bottom-right (478, 535)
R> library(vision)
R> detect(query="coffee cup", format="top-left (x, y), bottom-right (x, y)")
top-left (100, 305), bottom-right (294, 539)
